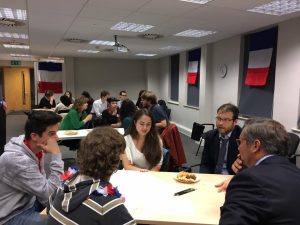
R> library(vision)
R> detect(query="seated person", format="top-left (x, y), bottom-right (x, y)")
top-left (200, 103), bottom-right (241, 175)
top-left (38, 90), bottom-right (56, 109)
top-left (91, 90), bottom-right (109, 126)
top-left (81, 91), bottom-right (94, 114)
top-left (117, 90), bottom-right (128, 108)
top-left (141, 91), bottom-right (168, 133)
top-left (47, 127), bottom-right (135, 225)
top-left (0, 111), bottom-right (63, 225)
top-left (59, 96), bottom-right (92, 150)
top-left (102, 97), bottom-right (121, 128)
top-left (119, 99), bottom-right (136, 131)
top-left (64, 90), bottom-right (75, 104)
top-left (135, 89), bottom-right (145, 109)
top-left (121, 109), bottom-right (163, 171)
top-left (219, 119), bottom-right (300, 225)
top-left (54, 95), bottom-right (73, 115)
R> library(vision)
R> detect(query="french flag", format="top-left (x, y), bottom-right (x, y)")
top-left (37, 62), bottom-right (63, 93)
top-left (187, 49), bottom-right (200, 85)
top-left (245, 28), bottom-right (276, 86)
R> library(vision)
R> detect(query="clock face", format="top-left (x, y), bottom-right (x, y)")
top-left (219, 64), bottom-right (228, 78)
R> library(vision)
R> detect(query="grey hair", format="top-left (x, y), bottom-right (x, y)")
top-left (242, 119), bottom-right (290, 156)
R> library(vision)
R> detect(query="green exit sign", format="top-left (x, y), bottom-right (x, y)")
top-left (11, 60), bottom-right (21, 66)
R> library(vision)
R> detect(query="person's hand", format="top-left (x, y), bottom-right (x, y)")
top-left (215, 177), bottom-right (232, 192)
top-left (84, 114), bottom-right (93, 123)
top-left (38, 138), bottom-right (60, 154)
top-left (232, 154), bottom-right (243, 174)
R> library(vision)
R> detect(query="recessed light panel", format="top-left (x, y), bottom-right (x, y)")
top-left (160, 46), bottom-right (182, 51)
top-left (174, 29), bottom-right (216, 38)
top-left (111, 22), bottom-right (154, 32)
top-left (0, 8), bottom-right (27, 20)
top-left (89, 40), bottom-right (115, 46)
top-left (3, 44), bottom-right (29, 49)
top-left (10, 54), bottom-right (31, 57)
top-left (180, 0), bottom-right (212, 4)
top-left (136, 53), bottom-right (157, 57)
top-left (247, 0), bottom-right (300, 16)
top-left (0, 32), bottom-right (28, 39)
top-left (77, 50), bottom-right (99, 53)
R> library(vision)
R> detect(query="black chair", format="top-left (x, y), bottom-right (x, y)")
top-left (191, 122), bottom-right (214, 156)
top-left (160, 148), bottom-right (170, 172)
top-left (287, 132), bottom-right (300, 164)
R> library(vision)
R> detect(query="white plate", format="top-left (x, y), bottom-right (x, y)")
top-left (174, 174), bottom-right (200, 184)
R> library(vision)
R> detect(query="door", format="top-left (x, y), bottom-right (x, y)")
top-left (4, 67), bottom-right (31, 111)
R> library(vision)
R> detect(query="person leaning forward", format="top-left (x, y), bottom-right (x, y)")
top-left (219, 119), bottom-right (300, 225)
top-left (0, 110), bottom-right (63, 225)
top-left (200, 103), bottom-right (241, 175)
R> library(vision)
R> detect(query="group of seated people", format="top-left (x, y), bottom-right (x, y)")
top-left (1, 95), bottom-right (300, 224)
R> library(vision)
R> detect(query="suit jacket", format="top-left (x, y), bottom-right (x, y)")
top-left (220, 155), bottom-right (300, 225)
top-left (199, 125), bottom-right (242, 175)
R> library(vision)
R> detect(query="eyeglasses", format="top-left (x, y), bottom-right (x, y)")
top-left (215, 116), bottom-right (234, 122)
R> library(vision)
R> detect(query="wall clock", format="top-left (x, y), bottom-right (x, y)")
top-left (219, 64), bottom-right (228, 78)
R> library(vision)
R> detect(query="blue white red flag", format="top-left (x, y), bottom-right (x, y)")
top-left (245, 29), bottom-right (276, 86)
top-left (187, 49), bottom-right (200, 85)
top-left (37, 62), bottom-right (63, 93)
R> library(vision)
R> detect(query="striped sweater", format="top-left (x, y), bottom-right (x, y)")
top-left (47, 174), bottom-right (135, 225)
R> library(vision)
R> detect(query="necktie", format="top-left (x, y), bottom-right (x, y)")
top-left (215, 136), bottom-right (229, 174)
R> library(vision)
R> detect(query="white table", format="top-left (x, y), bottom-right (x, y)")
top-left (57, 128), bottom-right (125, 140)
top-left (110, 170), bottom-right (232, 225)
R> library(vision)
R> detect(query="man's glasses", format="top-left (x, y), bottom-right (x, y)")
top-left (215, 116), bottom-right (234, 122)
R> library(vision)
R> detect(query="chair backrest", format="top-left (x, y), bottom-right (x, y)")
top-left (166, 108), bottom-right (171, 119)
top-left (191, 122), bottom-right (205, 141)
top-left (288, 132), bottom-right (300, 157)
top-left (160, 148), bottom-right (170, 172)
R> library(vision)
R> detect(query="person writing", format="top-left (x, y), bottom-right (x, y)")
top-left (219, 119), bottom-right (300, 225)
top-left (121, 109), bottom-right (163, 171)
top-left (0, 111), bottom-right (63, 225)
top-left (47, 127), bottom-right (135, 225)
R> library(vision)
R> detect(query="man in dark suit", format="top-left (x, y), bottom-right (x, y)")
top-left (200, 103), bottom-right (241, 175)
top-left (219, 119), bottom-right (300, 225)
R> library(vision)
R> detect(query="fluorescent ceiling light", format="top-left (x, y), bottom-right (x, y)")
top-left (0, 8), bottom-right (27, 20)
top-left (174, 29), bottom-right (216, 38)
top-left (136, 53), bottom-right (157, 57)
top-left (77, 49), bottom-right (99, 53)
top-left (180, 0), bottom-right (212, 4)
top-left (0, 32), bottom-right (28, 39)
top-left (3, 44), bottom-right (29, 49)
top-left (160, 46), bottom-right (183, 51)
top-left (89, 40), bottom-right (114, 46)
top-left (111, 22), bottom-right (154, 32)
top-left (247, 0), bottom-right (300, 16)
top-left (10, 54), bottom-right (31, 57)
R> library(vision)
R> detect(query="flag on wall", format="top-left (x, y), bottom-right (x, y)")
top-left (245, 28), bottom-right (277, 86)
top-left (187, 49), bottom-right (200, 85)
top-left (37, 62), bottom-right (63, 93)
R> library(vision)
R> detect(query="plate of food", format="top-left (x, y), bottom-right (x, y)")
top-left (174, 171), bottom-right (200, 184)
top-left (63, 130), bottom-right (78, 135)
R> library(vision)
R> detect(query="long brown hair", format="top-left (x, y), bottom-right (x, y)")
top-left (126, 109), bottom-right (162, 169)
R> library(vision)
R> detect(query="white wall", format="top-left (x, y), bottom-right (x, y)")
top-left (273, 16), bottom-right (300, 131)
top-left (72, 57), bottom-right (146, 101)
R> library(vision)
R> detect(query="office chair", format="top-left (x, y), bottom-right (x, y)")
top-left (287, 132), bottom-right (300, 164)
top-left (191, 122), bottom-right (215, 156)
top-left (160, 148), bottom-right (170, 172)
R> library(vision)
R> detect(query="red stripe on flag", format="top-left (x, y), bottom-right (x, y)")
top-left (38, 82), bottom-right (62, 93)
top-left (245, 67), bottom-right (269, 86)
top-left (187, 72), bottom-right (197, 85)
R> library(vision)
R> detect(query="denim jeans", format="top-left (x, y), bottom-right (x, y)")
top-left (5, 201), bottom-right (47, 225)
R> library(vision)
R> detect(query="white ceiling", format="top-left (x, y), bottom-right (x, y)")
top-left (1, 0), bottom-right (300, 60)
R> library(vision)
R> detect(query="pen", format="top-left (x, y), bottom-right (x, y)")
top-left (174, 188), bottom-right (196, 196)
